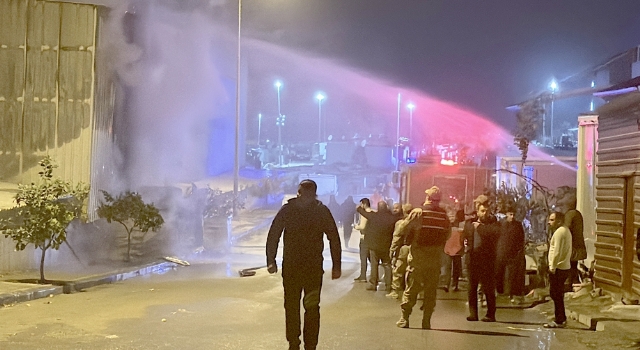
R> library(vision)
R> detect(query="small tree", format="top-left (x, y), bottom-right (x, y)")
top-left (513, 97), bottom-right (544, 173)
top-left (0, 156), bottom-right (89, 284)
top-left (96, 191), bottom-right (164, 261)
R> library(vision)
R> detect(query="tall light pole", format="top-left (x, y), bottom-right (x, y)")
top-left (407, 103), bottom-right (415, 144)
top-left (549, 79), bottom-right (558, 147)
top-left (275, 81), bottom-right (283, 166)
top-left (316, 93), bottom-right (325, 143)
top-left (258, 113), bottom-right (262, 145)
top-left (233, 0), bottom-right (242, 217)
top-left (396, 93), bottom-right (401, 171)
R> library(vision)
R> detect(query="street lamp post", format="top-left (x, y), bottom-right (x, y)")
top-left (233, 0), bottom-right (242, 217)
top-left (275, 81), bottom-right (283, 166)
top-left (550, 80), bottom-right (558, 147)
top-left (396, 93), bottom-right (401, 171)
top-left (258, 113), bottom-right (262, 145)
top-left (407, 103), bottom-right (415, 144)
top-left (316, 93), bottom-right (325, 143)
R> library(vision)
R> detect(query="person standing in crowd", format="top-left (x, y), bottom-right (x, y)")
top-left (544, 210), bottom-right (572, 328)
top-left (387, 204), bottom-right (417, 299)
top-left (327, 195), bottom-right (341, 227)
top-left (392, 202), bottom-right (404, 220)
top-left (396, 186), bottom-right (450, 330)
top-left (353, 198), bottom-right (372, 282)
top-left (465, 195), bottom-right (500, 322)
top-left (340, 196), bottom-right (357, 249)
top-left (557, 187), bottom-right (586, 287)
top-left (266, 180), bottom-right (342, 350)
top-left (495, 205), bottom-right (526, 303)
top-left (442, 214), bottom-right (465, 292)
top-left (357, 201), bottom-right (398, 291)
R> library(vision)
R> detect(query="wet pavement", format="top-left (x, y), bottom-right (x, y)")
top-left (0, 260), bottom-right (590, 350)
top-left (0, 207), bottom-right (639, 349)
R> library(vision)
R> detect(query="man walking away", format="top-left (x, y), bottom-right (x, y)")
top-left (544, 210), bottom-right (572, 328)
top-left (465, 195), bottom-right (500, 322)
top-left (353, 198), bottom-right (372, 282)
top-left (396, 186), bottom-right (450, 329)
top-left (357, 201), bottom-right (398, 291)
top-left (266, 179), bottom-right (342, 350)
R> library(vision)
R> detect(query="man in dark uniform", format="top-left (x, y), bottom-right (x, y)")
top-left (396, 186), bottom-right (450, 330)
top-left (465, 195), bottom-right (501, 322)
top-left (266, 180), bottom-right (342, 350)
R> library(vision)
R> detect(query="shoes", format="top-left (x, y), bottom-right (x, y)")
top-left (511, 296), bottom-right (525, 305)
top-left (421, 321), bottom-right (431, 329)
top-left (396, 317), bottom-right (409, 328)
top-left (386, 291), bottom-right (400, 299)
top-left (481, 316), bottom-right (496, 322)
top-left (441, 286), bottom-right (449, 293)
top-left (288, 342), bottom-right (301, 350)
top-left (354, 276), bottom-right (367, 282)
top-left (466, 316), bottom-right (479, 321)
top-left (366, 284), bottom-right (377, 291)
top-left (453, 286), bottom-right (460, 292)
top-left (543, 321), bottom-right (566, 328)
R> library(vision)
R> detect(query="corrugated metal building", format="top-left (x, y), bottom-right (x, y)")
top-left (0, 0), bottom-right (116, 271)
top-left (594, 91), bottom-right (640, 299)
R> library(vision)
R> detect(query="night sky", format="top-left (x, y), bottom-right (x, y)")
top-left (243, 0), bottom-right (640, 128)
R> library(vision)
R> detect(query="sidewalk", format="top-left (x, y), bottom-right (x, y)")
top-left (0, 208), bottom-right (278, 307)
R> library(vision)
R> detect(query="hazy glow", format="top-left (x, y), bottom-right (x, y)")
top-left (407, 103), bottom-right (415, 110)
top-left (316, 93), bottom-right (325, 101)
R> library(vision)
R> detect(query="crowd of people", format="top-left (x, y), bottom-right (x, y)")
top-left (265, 179), bottom-right (586, 350)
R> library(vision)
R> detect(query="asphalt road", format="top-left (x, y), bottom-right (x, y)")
top-left (0, 247), bottom-right (594, 350)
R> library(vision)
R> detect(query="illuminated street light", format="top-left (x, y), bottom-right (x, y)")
top-left (316, 93), bottom-right (325, 142)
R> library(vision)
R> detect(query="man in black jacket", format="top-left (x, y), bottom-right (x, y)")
top-left (266, 180), bottom-right (342, 350)
top-left (465, 195), bottom-right (501, 322)
top-left (357, 201), bottom-right (399, 291)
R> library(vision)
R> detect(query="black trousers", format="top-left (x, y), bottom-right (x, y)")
top-left (343, 223), bottom-right (353, 247)
top-left (359, 238), bottom-right (369, 278)
top-left (549, 268), bottom-right (570, 324)
top-left (467, 253), bottom-right (496, 319)
top-left (283, 272), bottom-right (323, 348)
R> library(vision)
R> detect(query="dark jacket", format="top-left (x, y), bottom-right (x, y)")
top-left (464, 215), bottom-right (500, 260)
top-left (497, 220), bottom-right (525, 262)
top-left (357, 206), bottom-right (398, 252)
top-left (565, 209), bottom-right (586, 261)
top-left (340, 198), bottom-right (357, 225)
top-left (266, 197), bottom-right (342, 276)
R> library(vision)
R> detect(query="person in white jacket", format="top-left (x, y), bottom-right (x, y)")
top-left (545, 211), bottom-right (572, 328)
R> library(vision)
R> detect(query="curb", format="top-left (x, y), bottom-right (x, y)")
top-left (230, 215), bottom-right (275, 245)
top-left (0, 260), bottom-right (176, 306)
top-left (63, 260), bottom-right (176, 293)
top-left (0, 284), bottom-right (63, 306)
top-left (567, 308), bottom-right (640, 331)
